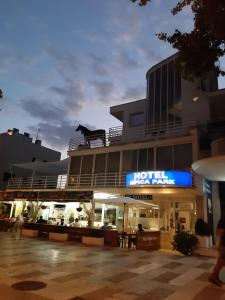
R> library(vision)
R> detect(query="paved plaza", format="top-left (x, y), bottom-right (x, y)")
top-left (0, 232), bottom-right (225, 300)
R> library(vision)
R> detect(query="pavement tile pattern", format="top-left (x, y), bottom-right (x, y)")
top-left (0, 232), bottom-right (225, 300)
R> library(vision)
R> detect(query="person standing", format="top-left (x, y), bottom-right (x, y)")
top-left (209, 216), bottom-right (225, 286)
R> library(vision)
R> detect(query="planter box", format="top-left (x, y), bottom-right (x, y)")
top-left (82, 236), bottom-right (104, 246)
top-left (22, 229), bottom-right (39, 238)
top-left (160, 231), bottom-right (173, 250)
top-left (49, 232), bottom-right (68, 241)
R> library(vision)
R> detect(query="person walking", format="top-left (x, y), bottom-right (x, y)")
top-left (209, 216), bottom-right (225, 286)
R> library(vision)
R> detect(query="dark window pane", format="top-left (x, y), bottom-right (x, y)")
top-left (155, 68), bottom-right (161, 124)
top-left (122, 150), bottom-right (137, 172)
top-left (95, 153), bottom-right (106, 173)
top-left (138, 148), bottom-right (147, 171)
top-left (168, 61), bottom-right (175, 122)
top-left (156, 146), bottom-right (173, 170)
top-left (81, 155), bottom-right (93, 174)
top-left (147, 148), bottom-right (154, 170)
top-left (161, 64), bottom-right (168, 123)
top-left (107, 152), bottom-right (120, 173)
top-left (69, 156), bottom-right (81, 175)
top-left (147, 72), bottom-right (155, 125)
top-left (174, 144), bottom-right (192, 170)
top-left (94, 153), bottom-right (107, 187)
top-left (131, 150), bottom-right (138, 171)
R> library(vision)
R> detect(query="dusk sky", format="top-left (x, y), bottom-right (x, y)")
top-left (0, 0), bottom-right (224, 158)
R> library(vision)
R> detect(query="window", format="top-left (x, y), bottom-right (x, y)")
top-left (69, 156), bottom-right (81, 175)
top-left (129, 112), bottom-right (144, 127)
top-left (122, 150), bottom-right (138, 172)
top-left (174, 144), bottom-right (192, 170)
top-left (81, 155), bottom-right (93, 174)
top-left (138, 148), bottom-right (154, 171)
top-left (156, 146), bottom-right (173, 170)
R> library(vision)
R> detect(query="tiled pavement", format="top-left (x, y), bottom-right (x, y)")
top-left (0, 232), bottom-right (225, 300)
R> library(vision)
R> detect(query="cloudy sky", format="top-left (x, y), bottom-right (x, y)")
top-left (0, 0), bottom-right (224, 158)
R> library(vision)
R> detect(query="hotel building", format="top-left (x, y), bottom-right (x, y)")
top-left (3, 53), bottom-right (225, 248)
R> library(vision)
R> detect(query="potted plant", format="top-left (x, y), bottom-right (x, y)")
top-left (172, 231), bottom-right (198, 256)
top-left (81, 202), bottom-right (94, 228)
top-left (195, 218), bottom-right (212, 248)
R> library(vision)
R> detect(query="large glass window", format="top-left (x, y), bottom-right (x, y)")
top-left (95, 153), bottom-right (107, 173)
top-left (94, 153), bottom-right (107, 187)
top-left (107, 152), bottom-right (120, 173)
top-left (81, 155), bottom-right (93, 174)
top-left (168, 61), bottom-right (175, 122)
top-left (148, 72), bottom-right (155, 125)
top-left (69, 156), bottom-right (81, 175)
top-left (155, 68), bottom-right (161, 124)
top-left (156, 146), bottom-right (173, 170)
top-left (122, 150), bottom-right (138, 172)
top-left (138, 148), bottom-right (154, 171)
top-left (174, 144), bottom-right (192, 170)
top-left (161, 64), bottom-right (168, 123)
top-left (129, 112), bottom-right (144, 127)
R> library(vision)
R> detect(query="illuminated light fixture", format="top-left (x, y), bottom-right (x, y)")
top-left (192, 96), bottom-right (199, 102)
top-left (94, 192), bottom-right (118, 199)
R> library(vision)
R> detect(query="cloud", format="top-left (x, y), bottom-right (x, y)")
top-left (21, 98), bottom-right (65, 122)
top-left (28, 120), bottom-right (76, 152)
top-left (88, 53), bottom-right (109, 76)
top-left (90, 80), bottom-right (115, 102)
top-left (122, 84), bottom-right (145, 100)
top-left (115, 51), bottom-right (139, 71)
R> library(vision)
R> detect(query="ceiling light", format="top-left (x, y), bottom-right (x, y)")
top-left (192, 96), bottom-right (199, 102)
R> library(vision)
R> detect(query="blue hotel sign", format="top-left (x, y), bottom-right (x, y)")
top-left (126, 171), bottom-right (192, 187)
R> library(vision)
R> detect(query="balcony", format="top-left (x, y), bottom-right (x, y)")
top-left (68, 121), bottom-right (197, 151)
top-left (7, 173), bottom-right (127, 190)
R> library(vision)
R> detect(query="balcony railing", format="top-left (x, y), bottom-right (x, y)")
top-left (68, 121), bottom-right (197, 151)
top-left (7, 171), bottom-right (196, 190)
top-left (7, 173), bottom-right (127, 190)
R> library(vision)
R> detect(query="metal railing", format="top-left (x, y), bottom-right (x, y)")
top-left (68, 121), bottom-right (197, 151)
top-left (7, 173), bottom-right (127, 190)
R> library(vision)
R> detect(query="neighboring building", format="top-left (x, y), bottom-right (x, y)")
top-left (4, 53), bottom-right (225, 246)
top-left (0, 128), bottom-right (61, 189)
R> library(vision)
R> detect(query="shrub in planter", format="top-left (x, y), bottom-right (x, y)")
top-left (195, 218), bottom-right (211, 236)
top-left (172, 231), bottom-right (198, 256)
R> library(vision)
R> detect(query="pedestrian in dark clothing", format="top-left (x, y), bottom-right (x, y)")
top-left (209, 216), bottom-right (225, 286)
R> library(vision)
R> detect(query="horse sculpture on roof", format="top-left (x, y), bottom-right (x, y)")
top-left (76, 124), bottom-right (106, 147)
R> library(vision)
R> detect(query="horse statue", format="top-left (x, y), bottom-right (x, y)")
top-left (76, 124), bottom-right (106, 147)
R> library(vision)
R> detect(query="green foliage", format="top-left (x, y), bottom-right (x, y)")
top-left (131, 0), bottom-right (225, 78)
top-left (172, 231), bottom-right (198, 256)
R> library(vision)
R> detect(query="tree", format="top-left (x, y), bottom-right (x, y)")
top-left (131, 0), bottom-right (225, 79)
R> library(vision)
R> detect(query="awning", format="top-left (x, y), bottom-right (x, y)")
top-left (192, 155), bottom-right (225, 181)
top-left (94, 192), bottom-right (158, 208)
top-left (12, 158), bottom-right (69, 175)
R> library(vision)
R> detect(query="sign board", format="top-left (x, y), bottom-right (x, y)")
top-left (125, 194), bottom-right (153, 200)
top-left (126, 171), bottom-right (192, 187)
top-left (0, 191), bottom-right (93, 202)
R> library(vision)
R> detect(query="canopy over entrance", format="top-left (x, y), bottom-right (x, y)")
top-left (94, 192), bottom-right (158, 208)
